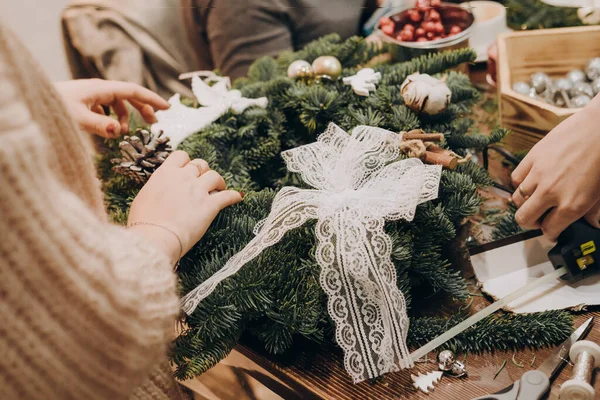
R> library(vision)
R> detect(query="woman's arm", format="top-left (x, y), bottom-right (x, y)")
top-left (0, 47), bottom-right (240, 400)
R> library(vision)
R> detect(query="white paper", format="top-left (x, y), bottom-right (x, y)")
top-left (470, 235), bottom-right (600, 313)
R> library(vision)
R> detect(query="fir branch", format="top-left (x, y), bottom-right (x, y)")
top-left (493, 204), bottom-right (526, 240)
top-left (448, 127), bottom-right (509, 150)
top-left (455, 162), bottom-right (495, 187)
top-left (407, 310), bottom-right (573, 354)
top-left (380, 48), bottom-right (477, 86)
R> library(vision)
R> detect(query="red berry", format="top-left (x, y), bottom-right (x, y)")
top-left (421, 21), bottom-right (436, 32)
top-left (426, 31), bottom-right (435, 39)
top-left (407, 9), bottom-right (422, 23)
top-left (416, 0), bottom-right (430, 9)
top-left (434, 22), bottom-right (445, 34)
top-left (415, 28), bottom-right (426, 38)
top-left (426, 9), bottom-right (441, 22)
top-left (417, 37), bottom-right (429, 42)
top-left (403, 23), bottom-right (415, 32)
top-left (450, 25), bottom-right (462, 35)
top-left (431, 36), bottom-right (443, 41)
top-left (400, 29), bottom-right (415, 41)
top-left (431, 0), bottom-right (441, 7)
top-left (382, 24), bottom-right (395, 36)
top-left (379, 16), bottom-right (392, 27)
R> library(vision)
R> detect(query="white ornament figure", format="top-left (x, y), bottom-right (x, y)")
top-left (343, 68), bottom-right (382, 96)
top-left (411, 370), bottom-right (443, 394)
top-left (579, 6), bottom-right (600, 25)
top-left (180, 123), bottom-right (442, 384)
top-left (151, 71), bottom-right (268, 148)
top-left (401, 72), bottom-right (452, 115)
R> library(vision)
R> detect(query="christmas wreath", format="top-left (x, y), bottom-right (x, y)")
top-left (98, 34), bottom-right (573, 381)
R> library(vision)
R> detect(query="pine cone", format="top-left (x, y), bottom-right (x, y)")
top-left (111, 129), bottom-right (172, 184)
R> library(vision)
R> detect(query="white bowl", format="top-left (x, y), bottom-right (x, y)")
top-left (460, 1), bottom-right (511, 62)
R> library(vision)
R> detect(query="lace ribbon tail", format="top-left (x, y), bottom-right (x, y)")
top-left (180, 188), bottom-right (318, 315)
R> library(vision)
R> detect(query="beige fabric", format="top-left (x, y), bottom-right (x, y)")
top-left (62, 0), bottom-right (199, 99)
top-left (0, 22), bottom-right (189, 400)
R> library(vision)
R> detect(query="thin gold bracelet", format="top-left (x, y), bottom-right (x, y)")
top-left (128, 221), bottom-right (183, 270)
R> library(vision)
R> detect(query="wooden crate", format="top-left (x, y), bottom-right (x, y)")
top-left (497, 26), bottom-right (600, 152)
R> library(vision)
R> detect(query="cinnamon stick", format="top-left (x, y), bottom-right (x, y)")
top-left (424, 151), bottom-right (457, 170)
top-left (403, 132), bottom-right (444, 142)
top-left (425, 144), bottom-right (446, 154)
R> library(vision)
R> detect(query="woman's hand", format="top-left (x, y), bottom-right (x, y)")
top-left (127, 151), bottom-right (243, 265)
top-left (511, 95), bottom-right (600, 241)
top-left (55, 79), bottom-right (169, 138)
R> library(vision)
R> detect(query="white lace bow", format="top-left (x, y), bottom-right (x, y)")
top-left (181, 123), bottom-right (442, 382)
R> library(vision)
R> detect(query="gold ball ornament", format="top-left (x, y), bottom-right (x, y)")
top-left (287, 60), bottom-right (313, 79)
top-left (312, 56), bottom-right (342, 80)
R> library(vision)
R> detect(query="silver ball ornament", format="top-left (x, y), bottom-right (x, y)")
top-left (531, 72), bottom-right (551, 94)
top-left (567, 69), bottom-right (587, 84)
top-left (449, 360), bottom-right (468, 378)
top-left (592, 78), bottom-right (600, 95)
top-left (553, 78), bottom-right (573, 92)
top-left (570, 81), bottom-right (594, 98)
top-left (512, 81), bottom-right (532, 96)
top-left (549, 89), bottom-right (570, 108)
top-left (571, 94), bottom-right (591, 108)
top-left (586, 57), bottom-right (600, 81)
top-left (312, 56), bottom-right (342, 80)
top-left (437, 350), bottom-right (456, 371)
top-left (287, 60), bottom-right (313, 79)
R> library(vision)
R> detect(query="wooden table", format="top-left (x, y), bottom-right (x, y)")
top-left (183, 63), bottom-right (600, 400)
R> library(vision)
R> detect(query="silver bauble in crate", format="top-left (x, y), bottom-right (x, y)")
top-left (553, 78), bottom-right (573, 92)
top-left (567, 69), bottom-right (587, 84)
top-left (593, 78), bottom-right (600, 95)
top-left (512, 81), bottom-right (532, 96)
top-left (449, 360), bottom-right (468, 378)
top-left (531, 72), bottom-right (551, 94)
top-left (287, 60), bottom-right (313, 79)
top-left (549, 89), bottom-right (570, 108)
top-left (570, 81), bottom-right (594, 98)
top-left (437, 350), bottom-right (455, 371)
top-left (312, 56), bottom-right (342, 80)
top-left (586, 57), bottom-right (600, 81)
top-left (571, 94), bottom-right (591, 108)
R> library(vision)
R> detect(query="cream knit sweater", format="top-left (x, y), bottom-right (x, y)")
top-left (0, 23), bottom-right (190, 400)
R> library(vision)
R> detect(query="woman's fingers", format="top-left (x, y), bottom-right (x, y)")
top-left (511, 153), bottom-right (534, 187)
top-left (111, 99), bottom-right (130, 134)
top-left (190, 159), bottom-right (210, 175)
top-left (514, 190), bottom-right (554, 230)
top-left (162, 150), bottom-right (191, 168)
top-left (198, 170), bottom-right (227, 192)
top-left (584, 199), bottom-right (600, 229)
top-left (541, 205), bottom-right (587, 241)
top-left (78, 109), bottom-right (121, 138)
top-left (91, 80), bottom-right (169, 111)
top-left (129, 100), bottom-right (158, 124)
top-left (184, 159), bottom-right (210, 177)
top-left (92, 104), bottom-right (105, 115)
top-left (512, 174), bottom-right (538, 208)
top-left (210, 190), bottom-right (244, 211)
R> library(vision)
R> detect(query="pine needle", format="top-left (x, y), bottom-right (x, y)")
top-left (530, 355), bottom-right (536, 367)
top-left (458, 297), bottom-right (474, 312)
top-left (511, 353), bottom-right (524, 368)
top-left (494, 360), bottom-right (507, 380)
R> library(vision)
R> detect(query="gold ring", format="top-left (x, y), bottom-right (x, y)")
top-left (188, 160), bottom-right (205, 176)
top-left (518, 185), bottom-right (530, 200)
